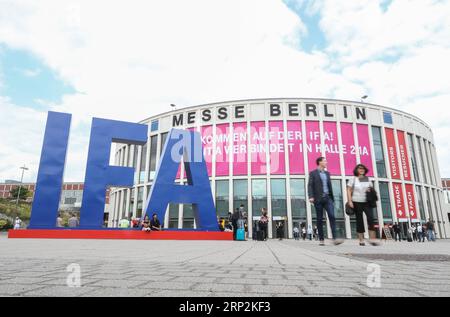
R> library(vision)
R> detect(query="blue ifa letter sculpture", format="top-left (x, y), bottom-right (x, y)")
top-left (29, 112), bottom-right (72, 229)
top-left (29, 111), bottom-right (218, 231)
top-left (79, 118), bottom-right (148, 228)
top-left (143, 129), bottom-right (218, 231)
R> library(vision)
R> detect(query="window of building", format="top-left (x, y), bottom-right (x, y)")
top-left (383, 112), bottom-right (393, 124)
top-left (139, 144), bottom-right (147, 183)
top-left (233, 180), bottom-right (248, 214)
top-left (252, 179), bottom-right (267, 218)
top-left (425, 188), bottom-right (433, 221)
top-left (150, 120), bottom-right (159, 132)
top-left (160, 133), bottom-right (168, 155)
top-left (216, 180), bottom-right (229, 218)
top-left (331, 179), bottom-right (345, 238)
top-left (290, 179), bottom-right (306, 221)
top-left (415, 186), bottom-right (426, 221)
top-left (408, 134), bottom-right (420, 182)
top-left (379, 182), bottom-right (392, 221)
top-left (122, 189), bottom-right (127, 217)
top-left (182, 204), bottom-right (195, 229)
top-left (425, 141), bottom-right (436, 186)
top-left (371, 127), bottom-right (387, 178)
top-left (271, 179), bottom-right (287, 218)
top-left (136, 187), bottom-right (144, 218)
top-left (168, 204), bottom-right (179, 228)
top-left (417, 137), bottom-right (428, 184)
top-left (148, 135), bottom-right (158, 181)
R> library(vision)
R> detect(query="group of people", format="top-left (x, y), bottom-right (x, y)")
top-left (119, 213), bottom-right (162, 232)
top-left (293, 225), bottom-right (318, 241)
top-left (390, 221), bottom-right (437, 242)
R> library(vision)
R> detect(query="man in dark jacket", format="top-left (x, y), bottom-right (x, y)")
top-left (308, 157), bottom-right (343, 246)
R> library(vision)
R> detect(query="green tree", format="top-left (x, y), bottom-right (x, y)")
top-left (9, 186), bottom-right (30, 201)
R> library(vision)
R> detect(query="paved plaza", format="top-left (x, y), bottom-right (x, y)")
top-left (1, 232), bottom-right (449, 297)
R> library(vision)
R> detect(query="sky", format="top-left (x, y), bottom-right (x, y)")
top-left (0, 0), bottom-right (449, 183)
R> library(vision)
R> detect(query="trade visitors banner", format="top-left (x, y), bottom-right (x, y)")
top-left (323, 121), bottom-right (340, 175)
top-left (397, 130), bottom-right (412, 181)
top-left (385, 128), bottom-right (401, 180)
top-left (232, 122), bottom-right (248, 175)
top-left (340, 122), bottom-right (357, 176)
top-left (286, 121), bottom-right (304, 175)
top-left (405, 184), bottom-right (418, 220)
top-left (393, 182), bottom-right (407, 220)
top-left (215, 124), bottom-right (230, 176)
top-left (268, 121), bottom-right (286, 175)
top-left (356, 124), bottom-right (374, 177)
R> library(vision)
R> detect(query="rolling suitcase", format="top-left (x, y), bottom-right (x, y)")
top-left (236, 228), bottom-right (245, 241)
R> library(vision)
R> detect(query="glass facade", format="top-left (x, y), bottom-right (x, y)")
top-left (379, 182), bottom-right (392, 221)
top-left (416, 186), bottom-right (426, 221)
top-left (139, 144), bottom-right (147, 183)
top-left (417, 137), bottom-right (428, 184)
top-left (252, 179), bottom-right (267, 219)
top-left (216, 180), bottom-right (229, 218)
top-left (372, 127), bottom-right (387, 178)
top-left (183, 204), bottom-right (195, 229)
top-left (331, 179), bottom-right (345, 238)
top-left (168, 204), bottom-right (179, 228)
top-left (408, 133), bottom-right (420, 182)
top-left (136, 187), bottom-right (144, 218)
top-left (271, 179), bottom-right (287, 218)
top-left (290, 179), bottom-right (306, 221)
top-left (233, 180), bottom-right (248, 214)
top-left (148, 135), bottom-right (158, 181)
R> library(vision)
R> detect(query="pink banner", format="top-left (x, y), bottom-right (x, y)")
top-left (215, 124), bottom-right (230, 176)
top-left (232, 122), bottom-right (248, 176)
top-left (250, 122), bottom-right (267, 175)
top-left (356, 124), bottom-right (374, 177)
top-left (393, 182), bottom-right (407, 220)
top-left (340, 122), bottom-right (357, 176)
top-left (305, 121), bottom-right (321, 173)
top-left (268, 121), bottom-right (286, 175)
top-left (405, 184), bottom-right (418, 220)
top-left (201, 126), bottom-right (213, 177)
top-left (323, 122), bottom-right (340, 175)
top-left (397, 130), bottom-right (412, 181)
top-left (286, 121), bottom-right (304, 175)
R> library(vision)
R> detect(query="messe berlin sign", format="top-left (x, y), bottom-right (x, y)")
top-left (28, 111), bottom-right (219, 231)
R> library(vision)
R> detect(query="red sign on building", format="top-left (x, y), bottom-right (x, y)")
top-left (393, 182), bottom-right (407, 220)
top-left (385, 128), bottom-right (401, 180)
top-left (397, 131), bottom-right (412, 181)
top-left (404, 184), bottom-right (418, 220)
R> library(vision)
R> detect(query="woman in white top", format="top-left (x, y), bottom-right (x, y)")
top-left (347, 164), bottom-right (379, 246)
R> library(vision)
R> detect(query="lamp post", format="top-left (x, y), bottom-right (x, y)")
top-left (15, 165), bottom-right (29, 207)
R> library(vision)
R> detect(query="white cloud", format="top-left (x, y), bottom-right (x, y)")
top-left (0, 0), bottom-right (449, 180)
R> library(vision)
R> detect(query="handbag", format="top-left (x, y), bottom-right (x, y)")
top-left (366, 185), bottom-right (378, 208)
top-left (345, 202), bottom-right (355, 216)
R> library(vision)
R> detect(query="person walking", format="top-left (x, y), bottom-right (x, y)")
top-left (259, 208), bottom-right (269, 241)
top-left (231, 208), bottom-right (240, 241)
top-left (293, 226), bottom-right (300, 240)
top-left (412, 224), bottom-right (417, 241)
top-left (426, 220), bottom-right (436, 242)
top-left (393, 223), bottom-right (401, 242)
top-left (308, 157), bottom-right (344, 246)
top-left (347, 164), bottom-right (380, 246)
top-left (313, 226), bottom-right (318, 240)
top-left (417, 223), bottom-right (424, 242)
top-left (276, 221), bottom-right (284, 240)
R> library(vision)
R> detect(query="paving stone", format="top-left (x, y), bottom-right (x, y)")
top-left (21, 285), bottom-right (97, 297)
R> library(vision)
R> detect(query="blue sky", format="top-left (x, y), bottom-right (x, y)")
top-left (0, 45), bottom-right (75, 110)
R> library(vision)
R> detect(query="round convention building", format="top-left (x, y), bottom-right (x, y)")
top-left (109, 98), bottom-right (450, 239)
